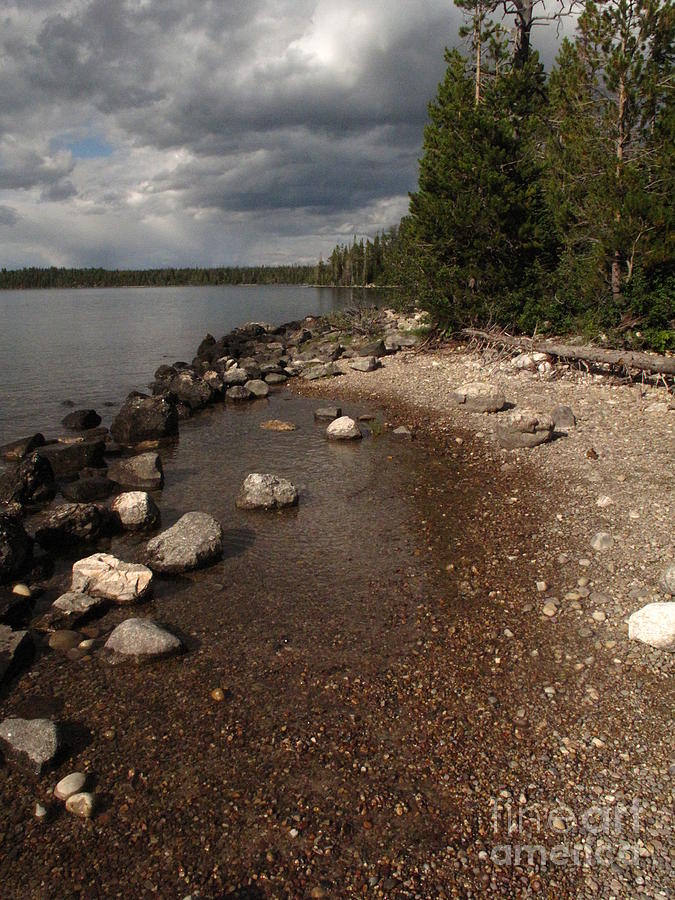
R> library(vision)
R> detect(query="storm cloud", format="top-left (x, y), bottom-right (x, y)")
top-left (0, 0), bottom-right (563, 268)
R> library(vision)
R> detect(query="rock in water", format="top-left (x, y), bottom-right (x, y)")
top-left (36, 441), bottom-right (105, 480)
top-left (314, 407), bottom-right (342, 421)
top-left (35, 503), bottom-right (108, 550)
top-left (0, 433), bottom-right (46, 462)
top-left (61, 476), bottom-right (117, 503)
top-left (245, 379), bottom-right (270, 398)
top-left (61, 409), bottom-right (102, 431)
top-left (0, 514), bottom-right (32, 581)
top-left (0, 452), bottom-right (56, 505)
top-left (105, 618), bottom-right (182, 658)
top-left (495, 409), bottom-right (554, 449)
top-left (111, 491), bottom-right (160, 531)
top-left (111, 393), bottom-right (178, 445)
top-left (236, 474), bottom-right (299, 510)
top-left (349, 356), bottom-right (379, 373)
top-left (108, 452), bottom-right (164, 490)
top-left (326, 416), bottom-right (362, 441)
top-left (260, 420), bottom-right (296, 432)
top-left (0, 717), bottom-right (62, 775)
top-left (35, 591), bottom-right (107, 632)
top-left (145, 512), bottom-right (223, 573)
top-left (225, 385), bottom-right (253, 402)
top-left (450, 382), bottom-right (506, 413)
top-left (628, 602), bottom-right (675, 651)
top-left (71, 553), bottom-right (153, 603)
top-left (0, 625), bottom-right (33, 683)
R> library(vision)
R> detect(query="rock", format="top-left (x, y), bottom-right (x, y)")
top-left (71, 553), bottom-right (153, 603)
top-left (48, 630), bottom-right (82, 651)
top-left (35, 591), bottom-right (106, 632)
top-left (495, 409), bottom-right (554, 449)
top-left (55, 772), bottom-right (87, 801)
top-left (659, 563), bottom-right (675, 596)
top-left (35, 503), bottom-right (109, 551)
top-left (0, 514), bottom-right (32, 581)
top-left (111, 491), bottom-right (160, 531)
top-left (260, 420), bottom-right (296, 432)
top-left (393, 426), bottom-right (412, 438)
top-left (265, 372), bottom-right (288, 385)
top-left (236, 474), bottom-right (299, 510)
top-left (56, 426), bottom-right (108, 445)
top-left (167, 371), bottom-right (214, 410)
top-left (111, 393), bottom-right (178, 445)
top-left (35, 803), bottom-right (48, 820)
top-left (108, 452), bottom-right (164, 490)
top-left (542, 601), bottom-right (558, 617)
top-left (105, 618), bottom-right (182, 659)
top-left (349, 356), bottom-right (379, 373)
top-left (245, 379), bottom-right (270, 398)
top-left (303, 362), bottom-right (342, 381)
top-left (551, 404), bottom-right (577, 430)
top-left (326, 416), bottom-right (362, 441)
top-left (223, 367), bottom-right (249, 386)
top-left (314, 407), bottom-right (342, 421)
top-left (451, 382), bottom-right (506, 413)
top-left (356, 339), bottom-right (387, 358)
top-left (226, 385), bottom-right (253, 402)
top-left (628, 602), bottom-right (675, 651)
top-left (0, 433), bottom-right (46, 462)
top-left (61, 409), bottom-right (102, 431)
top-left (0, 452), bottom-right (56, 505)
top-left (384, 332), bottom-right (420, 351)
top-left (65, 792), bottom-right (95, 818)
top-left (0, 625), bottom-right (33, 683)
top-left (12, 583), bottom-right (31, 597)
top-left (61, 476), bottom-right (117, 503)
top-left (36, 441), bottom-right (106, 481)
top-left (145, 512), bottom-right (223, 574)
top-left (590, 531), bottom-right (613, 552)
top-left (0, 717), bottom-right (62, 775)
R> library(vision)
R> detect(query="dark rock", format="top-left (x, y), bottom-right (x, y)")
top-left (61, 409), bottom-right (102, 431)
top-left (167, 371), bottom-right (214, 410)
top-left (0, 626), bottom-right (33, 683)
top-left (61, 476), bottom-right (118, 503)
top-left (0, 433), bottom-right (46, 462)
top-left (36, 440), bottom-right (105, 480)
top-left (314, 407), bottom-right (342, 421)
top-left (110, 393), bottom-right (178, 445)
top-left (56, 426), bottom-right (108, 444)
top-left (0, 452), bottom-right (56, 505)
top-left (356, 339), bottom-right (387, 358)
top-left (33, 592), bottom-right (106, 633)
top-left (108, 452), bottom-right (164, 490)
top-left (0, 515), bottom-right (32, 582)
top-left (35, 503), bottom-right (109, 551)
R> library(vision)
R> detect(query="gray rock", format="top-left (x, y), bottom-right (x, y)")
top-left (265, 372), bottom-right (288, 385)
top-left (659, 563), bottom-right (675, 596)
top-left (0, 717), bottom-right (62, 775)
top-left (55, 771), bottom-right (87, 801)
top-left (326, 416), bottom-right (362, 441)
top-left (628, 602), bottom-right (675, 651)
top-left (223, 367), bottom-right (249, 386)
top-left (245, 379), bottom-right (270, 398)
top-left (105, 618), bottom-right (182, 659)
top-left (349, 356), bottom-right (379, 373)
top-left (303, 362), bottom-right (342, 381)
top-left (145, 512), bottom-right (223, 573)
top-left (451, 382), bottom-right (506, 413)
top-left (590, 531), bottom-right (613, 552)
top-left (0, 625), bottom-right (33, 683)
top-left (495, 409), bottom-right (554, 449)
top-left (111, 491), bottom-right (160, 531)
top-left (384, 332), bottom-right (420, 351)
top-left (0, 514), bottom-right (32, 581)
top-left (71, 553), bottom-right (153, 603)
top-left (167, 371), bottom-right (213, 410)
top-left (35, 591), bottom-right (106, 632)
top-left (225, 385), bottom-right (253, 402)
top-left (108, 452), bottom-right (164, 490)
top-left (236, 474), bottom-right (299, 510)
top-left (314, 407), bottom-right (342, 421)
top-left (551, 404), bottom-right (577, 430)
top-left (356, 339), bottom-right (387, 358)
top-left (35, 503), bottom-right (109, 550)
top-left (0, 433), bottom-right (46, 462)
top-left (393, 426), bottom-right (412, 438)
top-left (110, 393), bottom-right (178, 445)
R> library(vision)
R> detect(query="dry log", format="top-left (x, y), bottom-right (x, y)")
top-left (460, 329), bottom-right (675, 376)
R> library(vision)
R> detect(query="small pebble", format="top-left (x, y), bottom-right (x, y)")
top-left (592, 610), bottom-right (606, 622)
top-left (542, 601), bottom-right (557, 618)
top-left (35, 803), bottom-right (48, 820)
top-left (65, 792), bottom-right (95, 819)
top-left (12, 583), bottom-right (31, 597)
top-left (211, 688), bottom-right (225, 702)
top-left (536, 581), bottom-right (547, 592)
top-left (55, 772), bottom-right (87, 801)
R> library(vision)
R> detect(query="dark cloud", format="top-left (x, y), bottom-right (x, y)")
top-left (0, 205), bottom-right (19, 226)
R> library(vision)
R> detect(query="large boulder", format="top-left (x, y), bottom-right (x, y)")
top-left (0, 452), bottom-right (56, 505)
top-left (0, 717), bottom-right (62, 775)
top-left (61, 409), bottom-right (102, 431)
top-left (326, 416), bottom-right (362, 441)
top-left (35, 503), bottom-right (109, 551)
top-left (36, 440), bottom-right (106, 480)
top-left (145, 512), bottom-right (224, 574)
top-left (112, 491), bottom-right (160, 531)
top-left (356, 339), bottom-right (387, 358)
top-left (349, 356), bottom-right (380, 373)
top-left (111, 393), bottom-right (178, 445)
top-left (0, 514), bottom-right (32, 581)
top-left (105, 618), bottom-right (182, 660)
top-left (450, 382), bottom-right (506, 413)
top-left (495, 409), bottom-right (554, 450)
top-left (71, 553), bottom-right (153, 603)
top-left (245, 379), bottom-right (270, 399)
top-left (0, 433), bottom-right (45, 462)
top-left (108, 452), bottom-right (164, 490)
top-left (0, 626), bottom-right (33, 683)
top-left (628, 602), bottom-right (675, 651)
top-left (61, 476), bottom-right (118, 503)
top-left (303, 362), bottom-right (342, 381)
top-left (167, 371), bottom-right (214, 410)
top-left (236, 474), bottom-right (299, 510)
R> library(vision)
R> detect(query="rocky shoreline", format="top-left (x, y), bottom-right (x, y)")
top-left (0, 307), bottom-right (673, 898)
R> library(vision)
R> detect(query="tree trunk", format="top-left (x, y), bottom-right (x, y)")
top-left (512, 0), bottom-right (533, 68)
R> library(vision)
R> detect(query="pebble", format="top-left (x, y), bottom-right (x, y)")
top-left (12, 583), bottom-right (31, 597)
top-left (592, 610), bottom-right (606, 623)
top-left (579, 558), bottom-right (591, 567)
top-left (543, 686), bottom-right (556, 697)
top-left (65, 792), bottom-right (95, 819)
top-left (55, 772), bottom-right (87, 801)
top-left (210, 688), bottom-right (225, 701)
top-left (536, 581), bottom-right (547, 592)
top-left (48, 630), bottom-right (82, 651)
top-left (591, 531), bottom-right (613, 551)
top-left (35, 803), bottom-right (48, 820)
top-left (596, 496), bottom-right (613, 507)
top-left (542, 601), bottom-right (558, 617)
top-left (504, 628), bottom-right (514, 638)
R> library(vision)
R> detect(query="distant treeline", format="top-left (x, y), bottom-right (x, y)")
top-left (314, 228), bottom-right (402, 287)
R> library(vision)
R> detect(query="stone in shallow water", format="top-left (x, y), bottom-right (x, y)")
top-left (35, 503), bottom-right (108, 550)
top-left (260, 420), bottom-right (296, 432)
top-left (314, 407), bottom-right (342, 421)
top-left (108, 452), bottom-right (164, 490)
top-left (326, 416), bottom-right (362, 441)
top-left (35, 591), bottom-right (106, 632)
top-left (628, 602), bottom-right (675, 651)
top-left (105, 618), bottom-right (182, 659)
top-left (245, 379), bottom-right (270, 398)
top-left (236, 474), bottom-right (299, 510)
top-left (111, 491), bottom-right (160, 531)
top-left (145, 512), bottom-right (223, 574)
top-left (71, 553), bottom-right (153, 603)
top-left (0, 717), bottom-right (62, 774)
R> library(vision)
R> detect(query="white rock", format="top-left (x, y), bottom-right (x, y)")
top-left (628, 602), bottom-right (675, 651)
top-left (542, 601), bottom-right (558, 618)
top-left (111, 491), bottom-right (160, 531)
top-left (55, 771), bottom-right (87, 801)
top-left (105, 618), bottom-right (182, 658)
top-left (71, 553), bottom-right (153, 603)
top-left (65, 792), bottom-right (95, 819)
top-left (35, 803), bottom-right (48, 819)
top-left (596, 496), bottom-right (614, 508)
top-left (326, 416), bottom-right (362, 441)
top-left (590, 532), bottom-right (613, 552)
top-left (236, 474), bottom-right (299, 510)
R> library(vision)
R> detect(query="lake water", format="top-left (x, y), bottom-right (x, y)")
top-left (0, 284), bottom-right (380, 445)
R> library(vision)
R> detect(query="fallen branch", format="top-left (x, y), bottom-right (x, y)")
top-left (459, 329), bottom-right (675, 377)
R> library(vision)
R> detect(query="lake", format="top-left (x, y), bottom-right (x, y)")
top-left (0, 284), bottom-right (382, 445)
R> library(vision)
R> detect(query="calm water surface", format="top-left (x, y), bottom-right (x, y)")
top-left (0, 284), bottom-right (380, 445)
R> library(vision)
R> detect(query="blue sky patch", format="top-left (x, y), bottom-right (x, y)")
top-left (50, 135), bottom-right (114, 159)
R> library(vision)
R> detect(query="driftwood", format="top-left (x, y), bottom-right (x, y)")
top-left (460, 328), bottom-right (675, 377)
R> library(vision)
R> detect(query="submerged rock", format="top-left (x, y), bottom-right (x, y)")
top-left (326, 416), bottom-right (362, 441)
top-left (0, 717), bottom-right (62, 775)
top-left (71, 553), bottom-right (153, 603)
top-left (236, 474), bottom-right (299, 510)
top-left (260, 420), bottom-right (296, 432)
top-left (111, 393), bottom-right (178, 445)
top-left (145, 512), bottom-right (223, 573)
top-left (628, 602), bottom-right (675, 651)
top-left (105, 618), bottom-right (182, 659)
top-left (314, 407), bottom-right (342, 421)
top-left (111, 491), bottom-right (160, 531)
top-left (108, 452), bottom-right (164, 490)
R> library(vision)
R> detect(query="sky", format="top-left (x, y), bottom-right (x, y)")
top-left (0, 0), bottom-right (566, 269)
